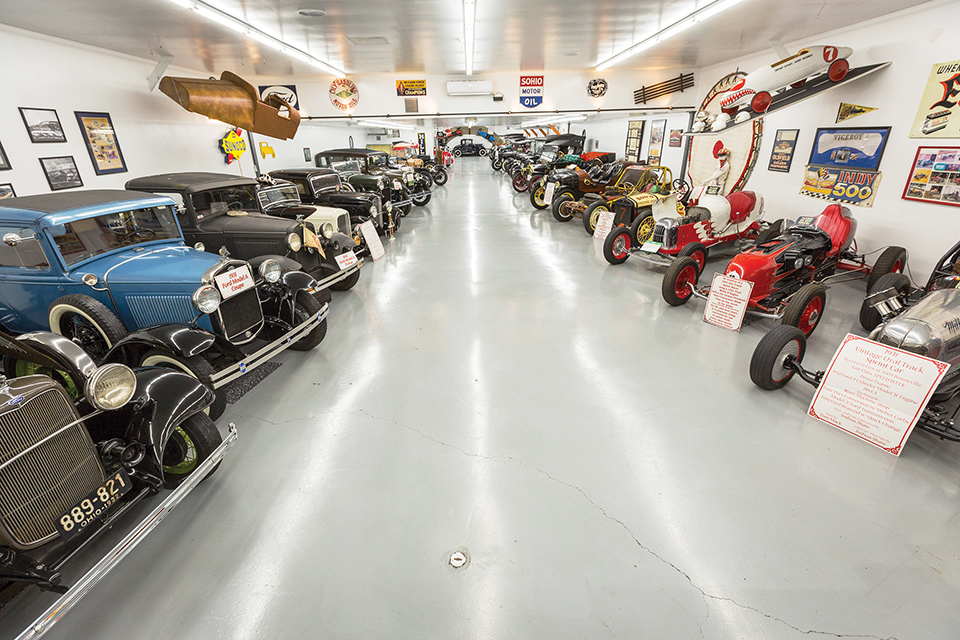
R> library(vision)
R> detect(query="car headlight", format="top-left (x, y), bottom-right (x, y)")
top-left (85, 363), bottom-right (136, 411)
top-left (321, 222), bottom-right (335, 239)
top-left (385, 201), bottom-right (393, 212)
top-left (286, 232), bottom-right (302, 252)
top-left (259, 259), bottom-right (281, 283)
top-left (793, 257), bottom-right (804, 270)
top-left (377, 177), bottom-right (386, 189)
top-left (369, 204), bottom-right (377, 215)
top-left (194, 242), bottom-right (205, 252)
top-left (192, 284), bottom-right (221, 314)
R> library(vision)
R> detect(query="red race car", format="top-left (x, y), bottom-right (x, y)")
top-left (661, 203), bottom-right (906, 336)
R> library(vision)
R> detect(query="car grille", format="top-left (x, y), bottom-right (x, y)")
top-left (652, 223), bottom-right (666, 244)
top-left (217, 288), bottom-right (264, 344)
top-left (235, 240), bottom-right (284, 257)
top-left (127, 294), bottom-right (196, 327)
top-left (0, 384), bottom-right (104, 549)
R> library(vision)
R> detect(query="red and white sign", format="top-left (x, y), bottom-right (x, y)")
top-left (703, 273), bottom-right (753, 332)
top-left (334, 250), bottom-right (358, 270)
top-left (808, 334), bottom-right (950, 455)
top-left (214, 265), bottom-right (255, 300)
top-left (329, 78), bottom-right (359, 112)
top-left (359, 220), bottom-right (385, 262)
top-left (593, 210), bottom-right (616, 243)
top-left (520, 75), bottom-right (544, 108)
top-left (543, 181), bottom-right (556, 202)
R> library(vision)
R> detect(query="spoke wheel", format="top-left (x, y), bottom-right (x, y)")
top-left (782, 283), bottom-right (827, 337)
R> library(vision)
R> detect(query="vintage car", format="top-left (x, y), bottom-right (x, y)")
top-left (0, 329), bottom-right (236, 633)
top-left (603, 184), bottom-right (766, 266)
top-left (390, 142), bottom-right (448, 186)
top-left (126, 172), bottom-right (361, 293)
top-left (315, 148), bottom-right (432, 213)
top-left (543, 161), bottom-right (636, 226)
top-left (267, 167), bottom-right (389, 233)
top-left (574, 165), bottom-right (683, 236)
top-left (0, 190), bottom-right (328, 418)
top-left (451, 139), bottom-right (488, 157)
top-left (662, 204), bottom-right (907, 337)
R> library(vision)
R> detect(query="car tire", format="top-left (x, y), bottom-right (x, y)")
top-left (479, 148), bottom-right (487, 156)
top-left (828, 58), bottom-right (849, 82)
top-left (552, 192), bottom-right (575, 222)
top-left (751, 91), bottom-right (772, 113)
top-left (781, 283), bottom-right (827, 337)
top-left (867, 246), bottom-right (907, 292)
top-left (512, 172), bottom-right (530, 192)
top-left (453, 148), bottom-right (462, 157)
top-left (161, 412), bottom-right (223, 485)
top-left (432, 168), bottom-right (448, 186)
top-left (583, 201), bottom-right (610, 235)
top-left (859, 272), bottom-right (911, 331)
top-left (289, 291), bottom-right (328, 351)
top-left (140, 350), bottom-right (227, 420)
top-left (677, 242), bottom-right (709, 276)
top-left (412, 189), bottom-right (432, 206)
top-left (530, 179), bottom-right (549, 210)
top-left (750, 325), bottom-right (807, 390)
top-left (629, 212), bottom-right (655, 245)
top-left (491, 160), bottom-right (502, 171)
top-left (48, 294), bottom-right (128, 362)
top-left (754, 219), bottom-right (784, 246)
top-left (662, 257), bottom-right (699, 306)
top-left (602, 227), bottom-right (632, 265)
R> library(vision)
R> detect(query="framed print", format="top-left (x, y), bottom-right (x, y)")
top-left (0, 140), bottom-right (10, 171)
top-left (39, 156), bottom-right (83, 191)
top-left (0, 184), bottom-right (15, 199)
top-left (75, 111), bottom-right (127, 175)
top-left (808, 126), bottom-right (891, 171)
top-left (303, 147), bottom-right (311, 162)
top-left (768, 129), bottom-right (799, 173)
top-left (647, 119), bottom-right (665, 165)
top-left (902, 146), bottom-right (960, 208)
top-left (668, 129), bottom-right (683, 148)
top-left (19, 107), bottom-right (67, 143)
top-left (624, 120), bottom-right (645, 162)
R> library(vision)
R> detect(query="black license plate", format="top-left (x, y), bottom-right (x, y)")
top-left (55, 470), bottom-right (133, 541)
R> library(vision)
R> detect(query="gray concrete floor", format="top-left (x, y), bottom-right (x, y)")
top-left (6, 158), bottom-right (960, 639)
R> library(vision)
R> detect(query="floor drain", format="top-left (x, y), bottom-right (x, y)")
top-left (449, 551), bottom-right (468, 568)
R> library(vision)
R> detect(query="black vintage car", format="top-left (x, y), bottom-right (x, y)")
top-left (0, 329), bottom-right (235, 634)
top-left (126, 172), bottom-right (361, 293)
top-left (451, 139), bottom-right (488, 157)
top-left (267, 167), bottom-right (388, 233)
top-left (315, 148), bottom-right (432, 215)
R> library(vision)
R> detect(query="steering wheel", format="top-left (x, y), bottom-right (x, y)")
top-left (119, 228), bottom-right (156, 242)
top-left (672, 178), bottom-right (691, 202)
top-left (226, 200), bottom-right (244, 210)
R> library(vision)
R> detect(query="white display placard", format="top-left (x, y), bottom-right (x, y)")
top-left (359, 221), bottom-right (385, 262)
top-left (808, 334), bottom-right (950, 455)
top-left (334, 250), bottom-right (358, 270)
top-left (593, 210), bottom-right (616, 243)
top-left (543, 181), bottom-right (556, 203)
top-left (703, 273), bottom-right (753, 332)
top-left (640, 241), bottom-right (662, 253)
top-left (214, 265), bottom-right (255, 300)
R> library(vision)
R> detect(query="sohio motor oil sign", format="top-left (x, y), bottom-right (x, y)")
top-left (520, 76), bottom-right (543, 108)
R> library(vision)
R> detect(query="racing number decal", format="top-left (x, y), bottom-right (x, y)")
top-left (833, 184), bottom-right (873, 200)
top-left (823, 46), bottom-right (838, 62)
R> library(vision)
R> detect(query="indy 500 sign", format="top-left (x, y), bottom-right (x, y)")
top-left (520, 76), bottom-right (543, 108)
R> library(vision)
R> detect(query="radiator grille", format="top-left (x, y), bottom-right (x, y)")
top-left (235, 241), bottom-right (284, 257)
top-left (217, 288), bottom-right (264, 343)
top-left (0, 386), bottom-right (104, 548)
top-left (652, 223), bottom-right (667, 245)
top-left (127, 294), bottom-right (196, 327)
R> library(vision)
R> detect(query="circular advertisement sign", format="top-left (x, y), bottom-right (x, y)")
top-left (329, 78), bottom-right (359, 112)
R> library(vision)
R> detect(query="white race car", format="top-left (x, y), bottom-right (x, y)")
top-left (720, 45), bottom-right (853, 115)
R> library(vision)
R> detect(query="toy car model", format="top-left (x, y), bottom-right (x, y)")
top-left (662, 204), bottom-right (906, 336)
top-left (0, 190), bottom-right (327, 418)
top-left (125, 172), bottom-right (361, 294)
top-left (451, 139), bottom-right (488, 157)
top-left (267, 167), bottom-right (390, 233)
top-left (0, 329), bottom-right (236, 635)
top-left (603, 184), bottom-right (765, 267)
top-left (316, 148), bottom-right (433, 213)
top-left (544, 161), bottom-right (637, 227)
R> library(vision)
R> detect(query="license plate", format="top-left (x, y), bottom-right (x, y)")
top-left (335, 250), bottom-right (358, 270)
top-left (641, 241), bottom-right (662, 253)
top-left (55, 470), bottom-right (133, 541)
top-left (393, 180), bottom-right (402, 190)
top-left (214, 265), bottom-right (255, 300)
top-left (544, 182), bottom-right (556, 201)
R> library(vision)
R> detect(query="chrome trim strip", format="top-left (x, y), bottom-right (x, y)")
top-left (14, 423), bottom-right (238, 640)
top-left (312, 261), bottom-right (362, 290)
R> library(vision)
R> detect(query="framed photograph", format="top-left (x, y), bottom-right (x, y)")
top-left (668, 129), bottom-right (683, 148)
top-left (902, 146), bottom-right (960, 208)
top-left (768, 129), bottom-right (799, 173)
top-left (808, 126), bottom-right (891, 171)
top-left (19, 107), bottom-right (67, 143)
top-left (0, 140), bottom-right (10, 171)
top-left (647, 119), bottom-right (666, 164)
top-left (0, 184), bottom-right (15, 200)
top-left (75, 111), bottom-right (126, 175)
top-left (303, 147), bottom-right (311, 162)
top-left (39, 156), bottom-right (83, 191)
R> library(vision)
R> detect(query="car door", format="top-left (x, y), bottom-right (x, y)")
top-left (0, 224), bottom-right (62, 331)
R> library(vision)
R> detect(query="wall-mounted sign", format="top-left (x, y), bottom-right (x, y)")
top-left (910, 60), bottom-right (960, 138)
top-left (808, 127), bottom-right (890, 171)
top-left (417, 132), bottom-right (426, 155)
top-left (836, 102), bottom-right (876, 123)
top-left (397, 80), bottom-right (426, 96)
top-left (219, 127), bottom-right (247, 164)
top-left (587, 78), bottom-right (608, 98)
top-left (329, 78), bottom-right (359, 112)
top-left (801, 166), bottom-right (881, 207)
top-left (902, 146), bottom-right (960, 208)
top-left (520, 76), bottom-right (544, 108)
top-left (647, 119), bottom-right (665, 164)
top-left (258, 84), bottom-right (299, 110)
top-left (768, 129), bottom-right (799, 172)
top-left (668, 130), bottom-right (683, 148)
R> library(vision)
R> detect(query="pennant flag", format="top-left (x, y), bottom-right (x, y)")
top-left (836, 102), bottom-right (878, 123)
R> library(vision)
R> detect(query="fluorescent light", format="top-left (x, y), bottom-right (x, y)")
top-left (520, 113), bottom-right (587, 128)
top-left (596, 0), bottom-right (746, 70)
top-left (356, 120), bottom-right (418, 131)
top-left (164, 0), bottom-right (346, 77)
top-left (463, 0), bottom-right (476, 75)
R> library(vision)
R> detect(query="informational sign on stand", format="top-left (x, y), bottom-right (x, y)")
top-left (703, 273), bottom-right (753, 332)
top-left (359, 221), bottom-right (385, 262)
top-left (334, 250), bottom-right (358, 270)
top-left (593, 210), bottom-right (615, 243)
top-left (808, 334), bottom-right (950, 455)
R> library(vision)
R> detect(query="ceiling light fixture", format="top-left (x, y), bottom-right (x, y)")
top-left (165, 0), bottom-right (346, 77)
top-left (596, 0), bottom-right (746, 71)
top-left (463, 0), bottom-right (476, 75)
top-left (520, 113), bottom-right (587, 128)
top-left (356, 119), bottom-right (418, 131)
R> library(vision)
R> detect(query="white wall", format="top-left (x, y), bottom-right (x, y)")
top-left (696, 0), bottom-right (959, 275)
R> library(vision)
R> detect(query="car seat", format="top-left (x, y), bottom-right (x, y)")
top-left (725, 191), bottom-right (758, 224)
top-left (813, 204), bottom-right (856, 255)
top-left (596, 163), bottom-right (619, 184)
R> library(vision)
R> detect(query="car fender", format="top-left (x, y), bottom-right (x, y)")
top-left (248, 254), bottom-right (301, 273)
top-left (2, 330), bottom-right (97, 389)
top-left (102, 324), bottom-right (241, 365)
top-left (279, 268), bottom-right (319, 294)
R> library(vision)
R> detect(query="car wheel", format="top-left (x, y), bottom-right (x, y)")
top-left (754, 219), bottom-right (784, 246)
top-left (552, 192), bottom-right (575, 222)
top-left (859, 272), bottom-right (911, 331)
top-left (662, 257), bottom-right (699, 306)
top-left (629, 212), bottom-right (655, 245)
top-left (828, 58), bottom-right (849, 82)
top-left (48, 294), bottom-right (127, 362)
top-left (491, 160), bottom-right (502, 171)
top-left (331, 252), bottom-right (362, 292)
top-left (479, 148), bottom-right (487, 156)
top-left (677, 242), bottom-right (709, 276)
top-left (512, 172), bottom-right (530, 192)
top-left (751, 91), bottom-right (772, 113)
top-left (781, 283), bottom-right (827, 337)
top-left (867, 246), bottom-right (907, 292)
top-left (289, 291), bottom-right (328, 351)
top-left (530, 179), bottom-right (549, 210)
top-left (140, 350), bottom-right (226, 420)
top-left (602, 227), bottom-right (632, 265)
top-left (161, 412), bottom-right (223, 485)
top-left (432, 168), bottom-right (448, 186)
top-left (750, 325), bottom-right (807, 391)
top-left (583, 201), bottom-right (609, 235)
top-left (412, 188), bottom-right (432, 206)
top-left (454, 148), bottom-right (462, 157)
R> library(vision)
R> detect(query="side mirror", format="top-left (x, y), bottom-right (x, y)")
top-left (3, 233), bottom-right (22, 247)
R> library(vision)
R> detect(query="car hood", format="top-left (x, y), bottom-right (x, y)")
top-left (202, 212), bottom-right (299, 235)
top-left (76, 245), bottom-right (220, 286)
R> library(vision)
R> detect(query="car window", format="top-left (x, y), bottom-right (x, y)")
top-left (290, 179), bottom-right (308, 195)
top-left (48, 205), bottom-right (181, 267)
top-left (190, 185), bottom-right (259, 220)
top-left (257, 185), bottom-right (301, 209)
top-left (331, 160), bottom-right (361, 174)
top-left (0, 226), bottom-right (50, 269)
top-left (369, 155), bottom-right (389, 168)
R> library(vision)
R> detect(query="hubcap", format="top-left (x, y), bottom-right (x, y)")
top-left (676, 266), bottom-right (697, 298)
top-left (800, 297), bottom-right (823, 333)
top-left (613, 235), bottom-right (629, 258)
top-left (773, 340), bottom-right (802, 381)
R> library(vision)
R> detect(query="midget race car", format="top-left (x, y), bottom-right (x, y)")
top-left (662, 204), bottom-right (906, 337)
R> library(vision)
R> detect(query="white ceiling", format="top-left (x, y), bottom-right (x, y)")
top-left (0, 0), bottom-right (926, 79)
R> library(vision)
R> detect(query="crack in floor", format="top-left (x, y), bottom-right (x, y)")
top-left (356, 409), bottom-right (899, 640)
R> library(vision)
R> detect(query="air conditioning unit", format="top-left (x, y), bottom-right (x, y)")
top-left (446, 80), bottom-right (493, 96)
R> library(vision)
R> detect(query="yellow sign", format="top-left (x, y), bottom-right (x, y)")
top-left (220, 128), bottom-right (247, 164)
top-left (910, 60), bottom-right (960, 138)
top-left (396, 79), bottom-right (427, 96)
top-left (259, 141), bottom-right (276, 159)
top-left (836, 102), bottom-right (877, 123)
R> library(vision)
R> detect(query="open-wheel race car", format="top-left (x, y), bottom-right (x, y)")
top-left (661, 204), bottom-right (907, 337)
top-left (576, 164), bottom-right (685, 238)
top-left (546, 161), bottom-right (636, 228)
top-left (603, 184), bottom-right (766, 267)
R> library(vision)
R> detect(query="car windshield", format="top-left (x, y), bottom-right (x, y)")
top-left (540, 145), bottom-right (559, 163)
top-left (369, 154), bottom-right (390, 168)
top-left (190, 185), bottom-right (259, 220)
top-left (49, 205), bottom-right (181, 267)
top-left (331, 160), bottom-right (361, 174)
top-left (258, 185), bottom-right (302, 209)
top-left (309, 173), bottom-right (341, 193)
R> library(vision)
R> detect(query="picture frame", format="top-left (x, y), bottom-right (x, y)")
top-left (0, 140), bottom-right (10, 171)
top-left (647, 119), bottom-right (666, 165)
top-left (39, 156), bottom-right (83, 191)
top-left (75, 111), bottom-right (127, 175)
top-left (808, 126), bottom-right (891, 171)
top-left (902, 146), bottom-right (960, 208)
top-left (768, 129), bottom-right (799, 173)
top-left (303, 147), bottom-right (311, 162)
top-left (19, 107), bottom-right (67, 143)
top-left (0, 183), bottom-right (15, 200)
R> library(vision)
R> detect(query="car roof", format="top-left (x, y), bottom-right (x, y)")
top-left (125, 172), bottom-right (258, 194)
top-left (0, 189), bottom-right (175, 223)
top-left (316, 148), bottom-right (385, 157)
top-left (269, 168), bottom-right (334, 178)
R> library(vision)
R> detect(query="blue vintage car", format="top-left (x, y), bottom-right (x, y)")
top-left (0, 189), bottom-right (328, 419)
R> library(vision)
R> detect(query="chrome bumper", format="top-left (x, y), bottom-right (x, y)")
top-left (15, 423), bottom-right (239, 640)
top-left (208, 301), bottom-right (329, 389)
top-left (310, 258), bottom-right (364, 291)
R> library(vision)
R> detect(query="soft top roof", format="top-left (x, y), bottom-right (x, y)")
top-left (125, 172), bottom-right (258, 194)
top-left (316, 148), bottom-right (386, 157)
top-left (542, 133), bottom-right (585, 145)
top-left (269, 168), bottom-right (334, 178)
top-left (0, 189), bottom-right (172, 220)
